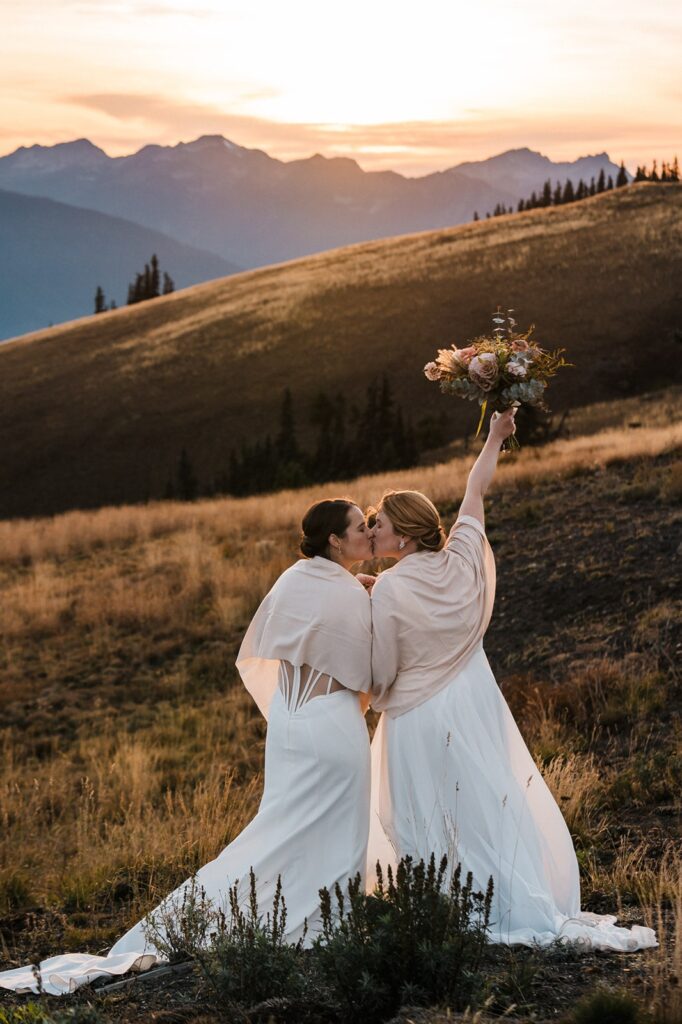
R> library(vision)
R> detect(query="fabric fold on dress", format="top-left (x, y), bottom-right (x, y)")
top-left (370, 514), bottom-right (495, 717)
top-left (366, 514), bottom-right (658, 953)
top-left (237, 555), bottom-right (372, 719)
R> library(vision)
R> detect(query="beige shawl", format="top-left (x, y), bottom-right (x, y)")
top-left (370, 514), bottom-right (496, 717)
top-left (236, 555), bottom-right (372, 719)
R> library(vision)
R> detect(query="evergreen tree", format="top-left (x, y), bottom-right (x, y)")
top-left (177, 448), bottom-right (198, 501)
top-left (553, 181), bottom-right (563, 205)
top-left (163, 272), bottom-right (175, 295)
top-left (109, 299), bottom-right (117, 310)
top-left (575, 179), bottom-right (587, 200)
top-left (276, 387), bottom-right (299, 464)
top-left (589, 176), bottom-right (596, 196)
top-left (517, 199), bottom-right (525, 212)
top-left (596, 169), bottom-right (606, 193)
top-left (542, 180), bottom-right (552, 207)
top-left (671, 156), bottom-right (680, 182)
top-left (563, 179), bottom-right (575, 203)
top-left (473, 210), bottom-right (479, 221)
top-left (616, 160), bottom-right (628, 187)
top-left (529, 190), bottom-right (538, 209)
top-left (94, 286), bottom-right (106, 314)
top-left (606, 174), bottom-right (614, 190)
top-left (650, 160), bottom-right (659, 181)
top-left (150, 253), bottom-right (160, 297)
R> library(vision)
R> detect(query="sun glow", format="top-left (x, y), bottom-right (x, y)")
top-left (0, 0), bottom-right (680, 170)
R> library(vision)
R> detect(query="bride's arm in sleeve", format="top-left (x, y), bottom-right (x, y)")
top-left (369, 575), bottom-right (401, 706)
top-left (457, 408), bottom-right (517, 527)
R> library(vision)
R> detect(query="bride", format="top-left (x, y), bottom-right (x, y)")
top-left (0, 498), bottom-right (374, 996)
top-left (365, 408), bottom-right (657, 951)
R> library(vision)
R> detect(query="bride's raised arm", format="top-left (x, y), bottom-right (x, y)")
top-left (457, 408), bottom-right (517, 527)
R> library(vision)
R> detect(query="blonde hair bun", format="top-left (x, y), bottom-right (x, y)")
top-left (379, 489), bottom-right (446, 552)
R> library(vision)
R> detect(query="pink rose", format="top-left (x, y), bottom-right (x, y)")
top-left (468, 352), bottom-right (499, 391)
top-left (424, 361), bottom-right (441, 381)
top-left (453, 345), bottom-right (477, 366)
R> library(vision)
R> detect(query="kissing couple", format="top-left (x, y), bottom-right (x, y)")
top-left (0, 409), bottom-right (656, 997)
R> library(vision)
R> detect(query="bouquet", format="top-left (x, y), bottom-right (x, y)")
top-left (423, 308), bottom-right (571, 450)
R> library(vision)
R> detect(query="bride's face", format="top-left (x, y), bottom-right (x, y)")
top-left (332, 505), bottom-right (374, 566)
top-left (370, 508), bottom-right (403, 558)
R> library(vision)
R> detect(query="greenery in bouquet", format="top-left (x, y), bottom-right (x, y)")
top-left (423, 308), bottom-right (571, 448)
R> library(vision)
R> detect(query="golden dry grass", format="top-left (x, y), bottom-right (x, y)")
top-left (1, 417), bottom-right (679, 568)
top-left (0, 415), bottom-right (679, 1021)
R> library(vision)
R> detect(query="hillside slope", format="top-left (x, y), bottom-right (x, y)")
top-left (0, 188), bottom-right (240, 340)
top-left (0, 182), bottom-right (680, 520)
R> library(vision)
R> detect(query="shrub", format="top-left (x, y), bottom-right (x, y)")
top-left (314, 854), bottom-right (494, 1024)
top-left (570, 986), bottom-right (650, 1024)
top-left (197, 870), bottom-right (324, 1011)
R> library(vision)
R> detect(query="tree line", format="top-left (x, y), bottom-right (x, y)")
top-left (94, 252), bottom-right (175, 313)
top-left (473, 156), bottom-right (679, 221)
top-left (165, 377), bottom-right (432, 501)
top-left (163, 379), bottom-right (569, 502)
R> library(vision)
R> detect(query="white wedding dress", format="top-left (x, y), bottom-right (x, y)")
top-left (0, 556), bottom-right (372, 996)
top-left (366, 516), bottom-right (658, 952)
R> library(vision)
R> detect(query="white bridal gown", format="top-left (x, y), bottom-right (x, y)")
top-left (0, 556), bottom-right (372, 996)
top-left (366, 515), bottom-right (657, 952)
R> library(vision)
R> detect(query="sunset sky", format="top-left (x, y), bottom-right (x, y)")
top-left (3, 0), bottom-right (680, 175)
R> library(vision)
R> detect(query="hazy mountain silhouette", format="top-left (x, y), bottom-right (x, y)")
top-left (0, 137), bottom-right (626, 270)
top-left (0, 188), bottom-right (240, 340)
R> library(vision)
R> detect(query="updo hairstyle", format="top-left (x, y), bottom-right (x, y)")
top-left (300, 497), bottom-right (357, 559)
top-left (379, 489), bottom-right (446, 552)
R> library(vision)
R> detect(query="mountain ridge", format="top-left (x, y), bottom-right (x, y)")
top-left (0, 187), bottom-right (241, 340)
top-left (0, 137), bottom-right (625, 271)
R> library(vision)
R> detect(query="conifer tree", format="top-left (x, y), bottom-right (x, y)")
top-left (94, 286), bottom-right (106, 314)
top-left (542, 180), bottom-right (552, 206)
top-left (517, 199), bottom-right (525, 212)
top-left (563, 179), bottom-right (575, 203)
top-left (616, 161), bottom-right (628, 187)
top-left (150, 254), bottom-right (160, 297)
top-left (606, 174), bottom-right (614, 190)
top-left (576, 179), bottom-right (586, 200)
top-left (553, 181), bottom-right (563, 205)
top-left (650, 160), bottom-right (659, 181)
top-left (162, 272), bottom-right (175, 295)
top-left (671, 156), bottom-right (680, 182)
top-left (276, 387), bottom-right (299, 464)
top-left (177, 448), bottom-right (198, 501)
top-left (596, 169), bottom-right (606, 193)
top-left (589, 177), bottom-right (596, 196)
top-left (473, 210), bottom-right (479, 221)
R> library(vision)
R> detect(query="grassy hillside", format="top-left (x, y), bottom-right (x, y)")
top-left (0, 182), bottom-right (681, 520)
top-left (0, 402), bottom-right (680, 1021)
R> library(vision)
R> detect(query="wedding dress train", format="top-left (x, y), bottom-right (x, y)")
top-left (366, 515), bottom-right (658, 952)
top-left (0, 555), bottom-right (373, 996)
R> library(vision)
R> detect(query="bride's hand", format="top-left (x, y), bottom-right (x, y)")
top-left (489, 407), bottom-right (517, 443)
top-left (355, 572), bottom-right (377, 593)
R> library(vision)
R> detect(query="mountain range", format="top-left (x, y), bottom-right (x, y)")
top-left (0, 188), bottom-right (240, 340)
top-left (0, 181), bottom-right (678, 521)
top-left (0, 137), bottom-right (628, 339)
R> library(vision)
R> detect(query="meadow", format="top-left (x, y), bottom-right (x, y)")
top-left (1, 181), bottom-right (680, 520)
top-left (0, 388), bottom-right (680, 1023)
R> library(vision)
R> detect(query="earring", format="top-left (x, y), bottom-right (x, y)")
top-left (398, 538), bottom-right (406, 550)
